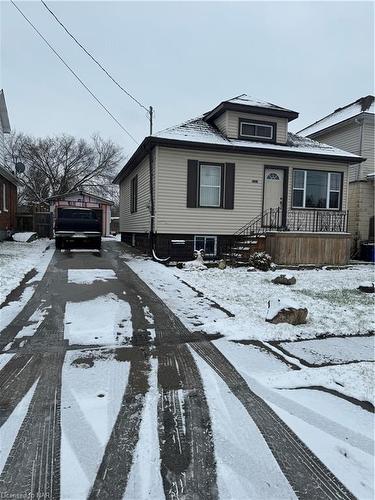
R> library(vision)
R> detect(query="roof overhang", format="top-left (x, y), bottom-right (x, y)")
top-left (47, 190), bottom-right (114, 205)
top-left (113, 136), bottom-right (363, 184)
top-left (0, 165), bottom-right (19, 185)
top-left (0, 90), bottom-right (11, 133)
top-left (203, 101), bottom-right (299, 123)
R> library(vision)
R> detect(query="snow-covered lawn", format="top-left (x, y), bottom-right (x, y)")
top-left (0, 239), bottom-right (55, 330)
top-left (262, 362), bottom-right (374, 403)
top-left (127, 256), bottom-right (375, 342)
top-left (0, 239), bottom-right (52, 305)
top-left (124, 253), bottom-right (374, 408)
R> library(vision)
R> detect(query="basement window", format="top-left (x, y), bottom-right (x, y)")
top-left (194, 235), bottom-right (217, 256)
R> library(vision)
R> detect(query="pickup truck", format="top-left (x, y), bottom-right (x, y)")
top-left (54, 207), bottom-right (102, 250)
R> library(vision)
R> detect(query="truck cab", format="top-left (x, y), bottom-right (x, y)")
top-left (54, 207), bottom-right (102, 250)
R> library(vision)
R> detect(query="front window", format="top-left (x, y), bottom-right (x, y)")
top-left (199, 164), bottom-right (221, 207)
top-left (239, 120), bottom-right (275, 140)
top-left (194, 235), bottom-right (217, 256)
top-left (292, 170), bottom-right (342, 209)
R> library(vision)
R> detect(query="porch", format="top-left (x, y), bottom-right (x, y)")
top-left (228, 208), bottom-right (351, 266)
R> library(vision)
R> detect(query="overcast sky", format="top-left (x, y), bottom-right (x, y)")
top-left (1, 1), bottom-right (374, 157)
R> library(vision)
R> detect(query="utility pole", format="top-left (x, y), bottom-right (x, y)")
top-left (148, 105), bottom-right (155, 254)
top-left (149, 106), bottom-right (153, 135)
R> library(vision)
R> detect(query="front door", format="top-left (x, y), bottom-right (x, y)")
top-left (263, 167), bottom-right (285, 226)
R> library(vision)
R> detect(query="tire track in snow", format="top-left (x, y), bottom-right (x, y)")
top-left (115, 247), bottom-right (355, 500)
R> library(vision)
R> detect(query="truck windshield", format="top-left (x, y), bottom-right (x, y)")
top-left (59, 209), bottom-right (97, 220)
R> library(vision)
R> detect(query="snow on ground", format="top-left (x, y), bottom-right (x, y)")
top-left (263, 362), bottom-right (374, 403)
top-left (0, 239), bottom-right (54, 330)
top-left (126, 255), bottom-right (374, 342)
top-left (64, 293), bottom-right (132, 345)
top-left (212, 339), bottom-right (374, 496)
top-left (68, 269), bottom-right (117, 285)
top-left (278, 336), bottom-right (374, 364)
top-left (61, 349), bottom-right (130, 499)
top-left (123, 359), bottom-right (164, 500)
top-left (190, 349), bottom-right (296, 499)
top-left (269, 404), bottom-right (374, 499)
top-left (0, 353), bottom-right (14, 371)
top-left (0, 239), bottom-right (52, 304)
top-left (0, 381), bottom-right (38, 474)
top-left (12, 232), bottom-right (37, 242)
top-left (15, 306), bottom-right (50, 339)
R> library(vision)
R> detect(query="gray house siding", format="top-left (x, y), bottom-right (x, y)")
top-left (119, 154), bottom-right (153, 235)
top-left (214, 111), bottom-right (288, 144)
top-left (155, 146), bottom-right (348, 235)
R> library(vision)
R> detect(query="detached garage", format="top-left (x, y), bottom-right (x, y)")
top-left (48, 191), bottom-right (113, 236)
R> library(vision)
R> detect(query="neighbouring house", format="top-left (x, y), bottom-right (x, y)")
top-left (0, 90), bottom-right (18, 241)
top-left (48, 191), bottom-right (113, 236)
top-left (298, 95), bottom-right (374, 259)
top-left (114, 94), bottom-right (365, 265)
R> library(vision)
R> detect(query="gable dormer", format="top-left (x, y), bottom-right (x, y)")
top-left (203, 94), bottom-right (298, 145)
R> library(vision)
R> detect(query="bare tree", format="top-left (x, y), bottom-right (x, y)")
top-left (4, 132), bottom-right (123, 205)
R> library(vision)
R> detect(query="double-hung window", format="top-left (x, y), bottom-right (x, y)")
top-left (292, 170), bottom-right (342, 209)
top-left (199, 164), bottom-right (221, 207)
top-left (130, 175), bottom-right (138, 213)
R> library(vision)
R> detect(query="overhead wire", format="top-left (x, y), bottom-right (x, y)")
top-left (10, 0), bottom-right (139, 144)
top-left (40, 0), bottom-right (150, 115)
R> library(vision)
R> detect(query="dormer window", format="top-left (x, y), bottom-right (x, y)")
top-left (238, 118), bottom-right (276, 142)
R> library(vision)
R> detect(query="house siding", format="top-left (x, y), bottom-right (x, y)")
top-left (155, 146), bottom-right (348, 235)
top-left (119, 154), bottom-right (152, 233)
top-left (310, 116), bottom-right (374, 181)
top-left (223, 111), bottom-right (288, 144)
top-left (0, 177), bottom-right (17, 240)
top-left (361, 118), bottom-right (375, 178)
top-left (213, 113), bottom-right (228, 136)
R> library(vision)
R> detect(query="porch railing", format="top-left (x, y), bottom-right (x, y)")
top-left (285, 210), bottom-right (349, 233)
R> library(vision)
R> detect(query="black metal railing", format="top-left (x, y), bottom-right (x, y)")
top-left (222, 208), bottom-right (349, 261)
top-left (234, 208), bottom-right (283, 238)
top-left (285, 210), bottom-right (348, 233)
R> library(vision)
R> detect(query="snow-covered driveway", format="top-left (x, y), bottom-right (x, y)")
top-left (0, 240), bottom-right (373, 499)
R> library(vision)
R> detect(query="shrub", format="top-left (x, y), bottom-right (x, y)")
top-left (249, 252), bottom-right (273, 271)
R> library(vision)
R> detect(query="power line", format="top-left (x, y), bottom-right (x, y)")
top-left (10, 0), bottom-right (139, 145)
top-left (40, 0), bottom-right (150, 115)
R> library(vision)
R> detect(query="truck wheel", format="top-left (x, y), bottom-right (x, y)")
top-left (95, 237), bottom-right (101, 250)
top-left (55, 238), bottom-right (62, 250)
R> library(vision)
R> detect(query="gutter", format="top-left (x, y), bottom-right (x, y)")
top-left (113, 137), bottom-right (365, 184)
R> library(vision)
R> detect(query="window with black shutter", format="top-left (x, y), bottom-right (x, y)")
top-left (130, 175), bottom-right (138, 213)
top-left (186, 160), bottom-right (235, 209)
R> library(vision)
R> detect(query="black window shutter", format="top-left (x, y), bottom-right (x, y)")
top-left (187, 160), bottom-right (198, 207)
top-left (224, 163), bottom-right (235, 209)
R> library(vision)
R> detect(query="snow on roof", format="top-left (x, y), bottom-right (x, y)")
top-left (154, 116), bottom-right (361, 160)
top-left (298, 96), bottom-right (374, 137)
top-left (226, 94), bottom-right (293, 112)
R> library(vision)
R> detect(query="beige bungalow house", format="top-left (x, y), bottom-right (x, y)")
top-left (114, 95), bottom-right (364, 265)
top-left (298, 95), bottom-right (374, 259)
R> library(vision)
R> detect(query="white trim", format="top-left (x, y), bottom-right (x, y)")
top-left (240, 121), bottom-right (274, 140)
top-left (199, 164), bottom-right (221, 207)
top-left (292, 169), bottom-right (342, 210)
top-left (194, 235), bottom-right (217, 256)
